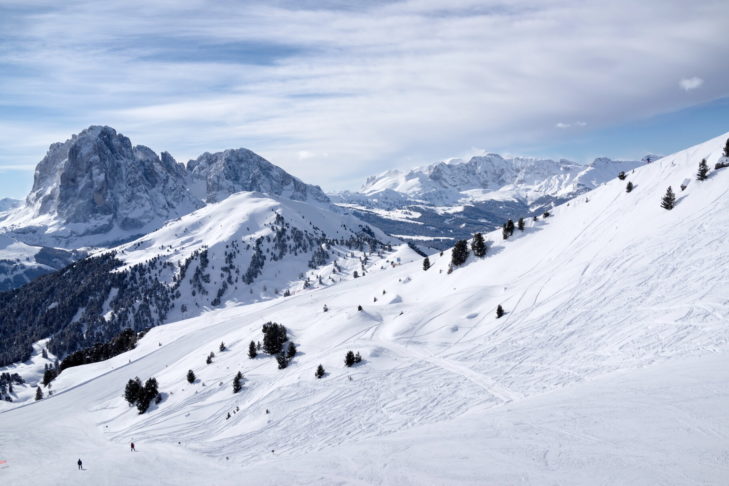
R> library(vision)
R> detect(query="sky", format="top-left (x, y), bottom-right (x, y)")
top-left (0, 0), bottom-right (727, 199)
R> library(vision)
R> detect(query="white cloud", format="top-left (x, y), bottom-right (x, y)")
top-left (0, 0), bottom-right (727, 192)
top-left (679, 77), bottom-right (704, 91)
top-left (556, 121), bottom-right (587, 129)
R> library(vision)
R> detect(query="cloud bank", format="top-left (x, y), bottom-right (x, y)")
top-left (0, 0), bottom-right (727, 191)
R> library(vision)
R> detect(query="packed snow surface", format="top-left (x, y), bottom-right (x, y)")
top-left (1, 133), bottom-right (729, 484)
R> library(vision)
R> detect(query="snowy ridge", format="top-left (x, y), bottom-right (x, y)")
top-left (1, 132), bottom-right (728, 484)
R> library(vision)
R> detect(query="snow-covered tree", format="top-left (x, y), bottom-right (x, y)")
top-left (451, 240), bottom-right (469, 266)
top-left (233, 371), bottom-right (243, 393)
top-left (697, 158), bottom-right (709, 181)
top-left (661, 186), bottom-right (676, 210)
top-left (345, 350), bottom-right (356, 367)
top-left (315, 364), bottom-right (325, 379)
top-left (471, 233), bottom-right (486, 257)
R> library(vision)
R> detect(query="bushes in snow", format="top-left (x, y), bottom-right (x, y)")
top-left (124, 377), bottom-right (160, 414)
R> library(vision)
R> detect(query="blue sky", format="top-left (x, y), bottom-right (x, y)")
top-left (0, 0), bottom-right (727, 199)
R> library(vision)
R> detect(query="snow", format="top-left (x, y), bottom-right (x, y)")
top-left (1, 132), bottom-right (729, 484)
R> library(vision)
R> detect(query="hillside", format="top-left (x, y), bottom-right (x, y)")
top-left (1, 132), bottom-right (728, 484)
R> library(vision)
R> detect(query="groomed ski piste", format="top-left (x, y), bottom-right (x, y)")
top-left (1, 133), bottom-right (729, 485)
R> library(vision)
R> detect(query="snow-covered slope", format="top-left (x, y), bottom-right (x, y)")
top-left (0, 198), bottom-right (21, 213)
top-left (1, 133), bottom-right (727, 484)
top-left (0, 189), bottom-right (412, 366)
top-left (332, 153), bottom-right (647, 249)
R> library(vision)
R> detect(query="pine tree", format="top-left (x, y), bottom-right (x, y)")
top-left (35, 386), bottom-right (43, 401)
top-left (345, 350), bottom-right (356, 367)
top-left (661, 186), bottom-right (676, 210)
top-left (206, 355), bottom-right (213, 365)
top-left (233, 371), bottom-right (243, 393)
top-left (124, 377), bottom-right (142, 406)
top-left (496, 305), bottom-right (505, 319)
top-left (219, 342), bottom-right (226, 352)
top-left (618, 171), bottom-right (626, 180)
top-left (354, 352), bottom-right (362, 364)
top-left (451, 240), bottom-right (469, 266)
top-left (471, 233), bottom-right (486, 257)
top-left (724, 138), bottom-right (729, 158)
top-left (248, 341), bottom-right (257, 359)
top-left (517, 217), bottom-right (525, 231)
top-left (357, 305), bottom-right (363, 311)
top-left (187, 370), bottom-right (195, 384)
top-left (287, 342), bottom-right (297, 359)
top-left (276, 353), bottom-right (288, 369)
top-left (697, 158), bottom-right (709, 181)
top-left (315, 364), bottom-right (325, 379)
top-left (626, 181), bottom-right (634, 193)
top-left (422, 257), bottom-right (431, 271)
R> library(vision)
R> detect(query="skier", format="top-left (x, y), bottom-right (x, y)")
top-left (130, 442), bottom-right (135, 452)
top-left (77, 458), bottom-right (82, 470)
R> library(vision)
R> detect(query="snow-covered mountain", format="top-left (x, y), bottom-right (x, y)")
top-left (1, 132), bottom-right (727, 485)
top-left (0, 198), bottom-right (21, 212)
top-left (0, 188), bottom-right (411, 366)
top-left (0, 126), bottom-right (333, 290)
top-left (332, 153), bottom-right (649, 249)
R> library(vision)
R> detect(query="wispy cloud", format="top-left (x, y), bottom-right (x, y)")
top-left (0, 0), bottom-right (727, 194)
top-left (679, 76), bottom-right (704, 91)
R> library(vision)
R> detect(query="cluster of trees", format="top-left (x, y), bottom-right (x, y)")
top-left (260, 322), bottom-right (297, 369)
top-left (344, 350), bottom-right (363, 367)
top-left (59, 328), bottom-right (145, 373)
top-left (124, 377), bottom-right (161, 414)
top-left (0, 372), bottom-right (24, 402)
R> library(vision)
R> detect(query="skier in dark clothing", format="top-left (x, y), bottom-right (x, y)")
top-left (77, 458), bottom-right (82, 470)
top-left (130, 442), bottom-right (135, 452)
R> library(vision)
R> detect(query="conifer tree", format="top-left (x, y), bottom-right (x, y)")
top-left (517, 218), bottom-right (525, 231)
top-left (451, 240), bottom-right (469, 266)
top-left (287, 342), bottom-right (297, 359)
top-left (496, 305), bottom-right (505, 319)
top-left (724, 138), bottom-right (729, 158)
top-left (206, 355), bottom-right (213, 365)
top-left (354, 352), bottom-right (362, 364)
top-left (276, 353), bottom-right (288, 369)
top-left (124, 377), bottom-right (142, 406)
top-left (471, 233), bottom-right (486, 257)
top-left (345, 350), bottom-right (356, 367)
top-left (626, 181), bottom-right (634, 193)
top-left (187, 369), bottom-right (196, 384)
top-left (661, 186), bottom-right (676, 210)
top-left (423, 256), bottom-right (431, 271)
top-left (697, 158), bottom-right (709, 181)
top-left (233, 371), bottom-right (243, 393)
top-left (315, 364), bottom-right (325, 379)
top-left (618, 171), bottom-right (627, 180)
top-left (219, 342), bottom-right (226, 352)
top-left (248, 341), bottom-right (257, 359)
top-left (35, 386), bottom-right (43, 401)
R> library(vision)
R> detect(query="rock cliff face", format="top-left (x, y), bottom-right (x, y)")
top-left (24, 126), bottom-right (200, 235)
top-left (187, 148), bottom-right (329, 204)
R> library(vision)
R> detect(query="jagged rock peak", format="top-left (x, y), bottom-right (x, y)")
top-left (187, 148), bottom-right (330, 203)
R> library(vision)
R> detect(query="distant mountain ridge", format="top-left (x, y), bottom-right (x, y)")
top-left (331, 153), bottom-right (651, 249)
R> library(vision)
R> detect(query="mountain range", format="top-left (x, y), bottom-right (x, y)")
top-left (331, 153), bottom-right (656, 249)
